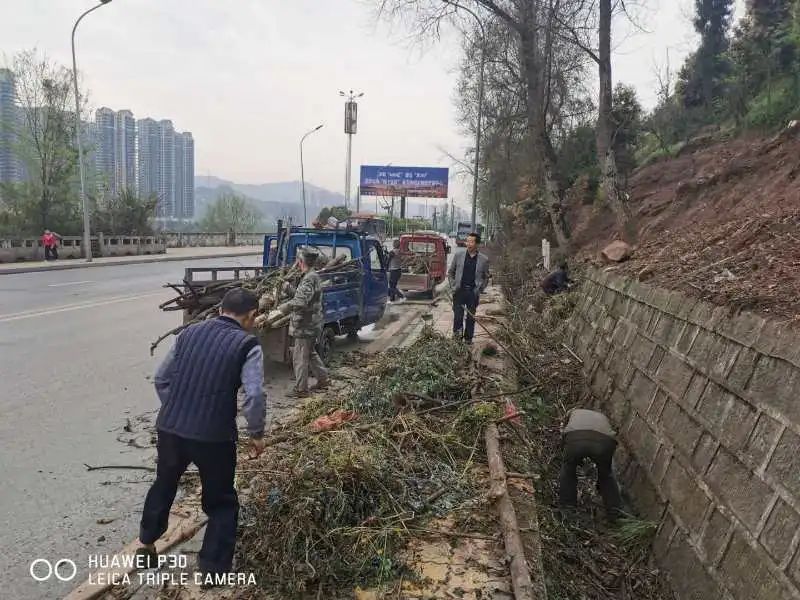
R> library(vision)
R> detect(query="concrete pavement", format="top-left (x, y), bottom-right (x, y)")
top-left (0, 245), bottom-right (263, 275)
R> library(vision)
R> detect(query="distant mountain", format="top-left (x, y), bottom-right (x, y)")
top-left (194, 175), bottom-right (462, 226)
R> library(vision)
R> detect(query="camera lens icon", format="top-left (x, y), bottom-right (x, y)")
top-left (30, 558), bottom-right (77, 582)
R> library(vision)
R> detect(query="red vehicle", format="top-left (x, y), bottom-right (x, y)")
top-left (397, 231), bottom-right (450, 297)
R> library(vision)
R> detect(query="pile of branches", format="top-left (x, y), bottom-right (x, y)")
top-left (150, 255), bottom-right (357, 354)
top-left (237, 329), bottom-right (502, 596)
top-left (400, 252), bottom-right (433, 275)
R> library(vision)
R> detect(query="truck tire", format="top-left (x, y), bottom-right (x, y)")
top-left (316, 326), bottom-right (336, 366)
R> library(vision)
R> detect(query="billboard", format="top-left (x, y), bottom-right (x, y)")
top-left (360, 165), bottom-right (449, 198)
top-left (344, 101), bottom-right (357, 134)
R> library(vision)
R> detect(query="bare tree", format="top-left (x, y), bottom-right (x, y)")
top-left (10, 49), bottom-right (83, 232)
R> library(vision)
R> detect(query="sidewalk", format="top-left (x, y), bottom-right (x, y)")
top-left (0, 246), bottom-right (263, 275)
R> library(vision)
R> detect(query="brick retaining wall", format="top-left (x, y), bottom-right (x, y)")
top-left (566, 268), bottom-right (800, 600)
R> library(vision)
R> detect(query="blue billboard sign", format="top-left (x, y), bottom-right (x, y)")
top-left (360, 165), bottom-right (449, 198)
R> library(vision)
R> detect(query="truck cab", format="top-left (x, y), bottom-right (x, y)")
top-left (261, 225), bottom-right (389, 361)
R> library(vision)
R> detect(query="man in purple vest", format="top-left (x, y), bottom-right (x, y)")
top-left (135, 288), bottom-right (265, 580)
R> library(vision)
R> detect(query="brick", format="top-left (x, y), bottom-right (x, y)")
top-left (648, 389), bottom-right (668, 422)
top-left (742, 413), bottom-right (782, 469)
top-left (684, 373), bottom-right (708, 409)
top-left (660, 399), bottom-right (702, 457)
top-left (692, 432), bottom-right (718, 475)
top-left (626, 464), bottom-right (665, 522)
top-left (688, 301), bottom-right (715, 327)
top-left (716, 311), bottom-right (766, 348)
top-left (655, 352), bottom-right (695, 399)
top-left (748, 357), bottom-right (800, 424)
top-left (661, 457), bottom-right (710, 534)
top-left (650, 288), bottom-right (672, 311)
top-left (628, 370), bottom-right (657, 414)
top-left (626, 413), bottom-right (659, 467)
top-left (595, 336), bottom-right (611, 362)
top-left (600, 314), bottom-right (616, 335)
top-left (653, 512), bottom-right (676, 561)
top-left (664, 531), bottom-right (725, 600)
top-left (727, 347), bottom-right (759, 393)
top-left (631, 334), bottom-right (657, 369)
top-left (706, 336), bottom-right (741, 380)
top-left (707, 448), bottom-right (773, 531)
top-left (665, 290), bottom-right (690, 316)
top-left (700, 508), bottom-right (731, 565)
top-left (591, 366), bottom-right (610, 398)
top-left (696, 382), bottom-right (730, 432)
top-left (652, 443), bottom-right (672, 484)
top-left (718, 396), bottom-right (758, 453)
top-left (760, 498), bottom-right (800, 564)
top-left (676, 324), bottom-right (700, 355)
top-left (719, 531), bottom-right (791, 600)
top-left (766, 428), bottom-right (800, 498)
top-left (647, 346), bottom-right (666, 375)
top-left (652, 314), bottom-right (682, 348)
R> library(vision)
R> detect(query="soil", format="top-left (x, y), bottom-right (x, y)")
top-left (567, 126), bottom-right (800, 321)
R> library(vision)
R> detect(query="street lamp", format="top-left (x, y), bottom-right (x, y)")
top-left (299, 123), bottom-right (324, 226)
top-left (71, 0), bottom-right (113, 262)
top-left (442, 1), bottom-right (485, 232)
top-left (339, 90), bottom-right (363, 209)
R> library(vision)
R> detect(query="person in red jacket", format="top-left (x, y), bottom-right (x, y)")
top-left (41, 229), bottom-right (60, 261)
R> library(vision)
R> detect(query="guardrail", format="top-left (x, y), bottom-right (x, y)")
top-left (0, 234), bottom-right (167, 263)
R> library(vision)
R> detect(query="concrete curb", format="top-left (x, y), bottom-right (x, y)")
top-left (0, 250), bottom-right (263, 275)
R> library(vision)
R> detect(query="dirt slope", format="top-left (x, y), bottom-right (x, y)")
top-left (570, 125), bottom-right (800, 320)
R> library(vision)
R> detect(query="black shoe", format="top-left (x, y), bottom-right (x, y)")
top-left (134, 545), bottom-right (159, 570)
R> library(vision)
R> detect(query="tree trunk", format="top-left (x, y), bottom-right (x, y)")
top-left (519, 5), bottom-right (570, 251)
top-left (597, 0), bottom-right (636, 244)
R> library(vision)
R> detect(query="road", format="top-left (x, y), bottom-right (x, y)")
top-left (0, 256), bottom-right (274, 599)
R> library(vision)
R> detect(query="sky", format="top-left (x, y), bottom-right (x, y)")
top-left (1, 0), bottom-right (746, 210)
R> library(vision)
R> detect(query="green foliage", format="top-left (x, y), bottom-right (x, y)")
top-left (557, 125), bottom-right (598, 190)
top-left (611, 84), bottom-right (644, 183)
top-left (92, 188), bottom-right (157, 235)
top-left (200, 191), bottom-right (262, 232)
top-left (611, 517), bottom-right (659, 552)
top-left (316, 205), bottom-right (352, 223)
top-left (744, 76), bottom-right (800, 126)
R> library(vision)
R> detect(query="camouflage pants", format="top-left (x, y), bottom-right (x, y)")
top-left (292, 337), bottom-right (329, 392)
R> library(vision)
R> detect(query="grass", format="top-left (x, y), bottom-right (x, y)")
top-left (610, 516), bottom-right (659, 552)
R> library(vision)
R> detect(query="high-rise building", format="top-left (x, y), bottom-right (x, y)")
top-left (0, 68), bottom-right (21, 186)
top-left (94, 107), bottom-right (115, 196)
top-left (157, 120), bottom-right (175, 219)
top-left (136, 117), bottom-right (160, 200)
top-left (174, 132), bottom-right (195, 220)
top-left (114, 110), bottom-right (135, 194)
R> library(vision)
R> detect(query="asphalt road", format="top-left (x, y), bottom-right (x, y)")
top-left (0, 256), bottom-right (273, 599)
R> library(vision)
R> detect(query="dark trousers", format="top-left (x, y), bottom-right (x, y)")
top-left (388, 269), bottom-right (403, 301)
top-left (452, 286), bottom-right (479, 341)
top-left (140, 431), bottom-right (239, 574)
top-left (559, 430), bottom-right (623, 517)
top-left (44, 246), bottom-right (58, 260)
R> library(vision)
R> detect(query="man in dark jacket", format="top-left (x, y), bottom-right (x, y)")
top-left (559, 408), bottom-right (623, 521)
top-left (447, 232), bottom-right (490, 343)
top-left (136, 288), bottom-right (266, 577)
top-left (541, 261), bottom-right (572, 295)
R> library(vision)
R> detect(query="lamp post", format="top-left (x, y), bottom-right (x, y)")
top-left (443, 1), bottom-right (485, 231)
top-left (71, 0), bottom-right (113, 262)
top-left (339, 90), bottom-right (363, 209)
top-left (299, 123), bottom-right (324, 226)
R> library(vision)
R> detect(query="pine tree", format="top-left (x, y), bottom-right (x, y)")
top-left (683, 0), bottom-right (735, 107)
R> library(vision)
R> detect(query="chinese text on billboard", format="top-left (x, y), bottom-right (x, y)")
top-left (360, 165), bottom-right (449, 198)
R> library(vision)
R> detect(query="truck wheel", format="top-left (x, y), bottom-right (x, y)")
top-left (317, 327), bottom-right (336, 366)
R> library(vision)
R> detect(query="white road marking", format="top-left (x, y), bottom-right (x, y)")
top-left (0, 291), bottom-right (165, 323)
top-left (46, 280), bottom-right (94, 287)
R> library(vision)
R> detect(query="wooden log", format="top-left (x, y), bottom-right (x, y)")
top-left (485, 423), bottom-right (536, 600)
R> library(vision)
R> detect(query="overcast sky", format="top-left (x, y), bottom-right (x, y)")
top-left (2, 0), bottom-right (745, 209)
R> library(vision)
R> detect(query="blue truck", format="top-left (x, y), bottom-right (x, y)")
top-left (183, 223), bottom-right (389, 364)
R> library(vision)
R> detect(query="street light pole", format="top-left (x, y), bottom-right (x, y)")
top-left (299, 123), bottom-right (324, 226)
top-left (71, 0), bottom-right (113, 262)
top-left (339, 90), bottom-right (363, 210)
top-left (443, 1), bottom-right (485, 232)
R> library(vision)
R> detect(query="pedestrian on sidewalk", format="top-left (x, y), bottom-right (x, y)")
top-left (558, 408), bottom-right (623, 522)
top-left (41, 229), bottom-right (61, 261)
top-left (136, 288), bottom-right (266, 580)
top-left (387, 239), bottom-right (405, 302)
top-left (270, 247), bottom-right (329, 398)
top-left (447, 232), bottom-right (490, 344)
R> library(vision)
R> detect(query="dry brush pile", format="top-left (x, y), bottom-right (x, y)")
top-left (235, 330), bottom-right (504, 597)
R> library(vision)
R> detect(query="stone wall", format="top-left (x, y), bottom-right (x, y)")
top-left (162, 232), bottom-right (270, 248)
top-left (566, 268), bottom-right (800, 600)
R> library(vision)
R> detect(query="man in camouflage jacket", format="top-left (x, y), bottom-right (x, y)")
top-left (275, 248), bottom-right (329, 397)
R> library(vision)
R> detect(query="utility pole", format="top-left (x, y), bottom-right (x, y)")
top-left (339, 90), bottom-right (363, 209)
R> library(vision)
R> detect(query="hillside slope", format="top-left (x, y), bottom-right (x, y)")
top-left (570, 124), bottom-right (800, 319)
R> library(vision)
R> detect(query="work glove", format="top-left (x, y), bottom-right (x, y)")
top-left (268, 310), bottom-right (283, 322)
